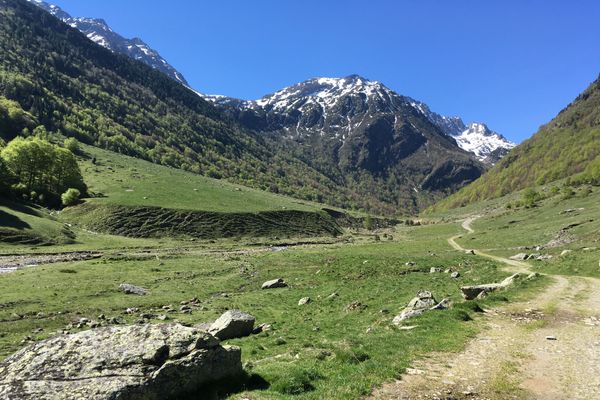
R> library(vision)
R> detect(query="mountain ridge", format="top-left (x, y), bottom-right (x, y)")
top-left (27, 0), bottom-right (189, 86)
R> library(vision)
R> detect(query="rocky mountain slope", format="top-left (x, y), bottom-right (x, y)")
top-left (206, 75), bottom-right (514, 163)
top-left (436, 74), bottom-right (600, 209)
top-left (28, 0), bottom-right (189, 86)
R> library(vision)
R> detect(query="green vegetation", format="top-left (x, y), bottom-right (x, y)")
top-left (0, 137), bottom-right (85, 206)
top-left (0, 222), bottom-right (546, 399)
top-left (436, 74), bottom-right (600, 210)
top-left (61, 188), bottom-right (80, 206)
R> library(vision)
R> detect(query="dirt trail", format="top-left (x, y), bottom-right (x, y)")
top-left (371, 217), bottom-right (600, 399)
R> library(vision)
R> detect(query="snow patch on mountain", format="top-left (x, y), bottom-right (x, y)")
top-left (28, 0), bottom-right (189, 86)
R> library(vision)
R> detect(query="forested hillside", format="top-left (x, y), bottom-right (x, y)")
top-left (0, 0), bottom-right (362, 210)
top-left (435, 74), bottom-right (600, 209)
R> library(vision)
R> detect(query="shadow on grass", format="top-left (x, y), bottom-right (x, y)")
top-left (182, 372), bottom-right (270, 400)
top-left (0, 209), bottom-right (31, 229)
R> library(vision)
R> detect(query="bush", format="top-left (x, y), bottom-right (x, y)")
top-left (64, 137), bottom-right (80, 154)
top-left (61, 188), bottom-right (80, 207)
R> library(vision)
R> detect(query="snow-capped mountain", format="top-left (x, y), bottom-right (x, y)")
top-left (205, 75), bottom-right (514, 162)
top-left (28, 0), bottom-right (189, 86)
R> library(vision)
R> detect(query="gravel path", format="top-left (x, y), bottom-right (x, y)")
top-left (370, 217), bottom-right (600, 399)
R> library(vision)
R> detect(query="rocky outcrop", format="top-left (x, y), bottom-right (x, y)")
top-left (392, 291), bottom-right (449, 324)
top-left (119, 283), bottom-right (150, 295)
top-left (0, 324), bottom-right (242, 400)
top-left (209, 310), bottom-right (255, 340)
top-left (460, 273), bottom-right (528, 300)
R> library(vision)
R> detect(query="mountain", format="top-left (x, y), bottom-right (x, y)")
top-left (206, 76), bottom-right (514, 164)
top-left (408, 101), bottom-right (515, 163)
top-left (207, 75), bottom-right (487, 213)
top-left (27, 0), bottom-right (189, 86)
top-left (435, 74), bottom-right (600, 210)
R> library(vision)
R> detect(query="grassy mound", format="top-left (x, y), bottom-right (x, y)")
top-left (63, 203), bottom-right (342, 239)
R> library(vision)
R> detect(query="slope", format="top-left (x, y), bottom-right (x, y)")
top-left (435, 74), bottom-right (600, 209)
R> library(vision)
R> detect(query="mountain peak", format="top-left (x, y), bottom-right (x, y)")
top-left (27, 0), bottom-right (189, 86)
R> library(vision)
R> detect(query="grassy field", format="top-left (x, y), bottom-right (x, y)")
top-left (0, 220), bottom-right (547, 399)
top-left (79, 145), bottom-right (318, 213)
top-left (428, 185), bottom-right (600, 278)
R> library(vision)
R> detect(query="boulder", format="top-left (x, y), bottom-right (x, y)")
top-left (560, 249), bottom-right (572, 256)
top-left (209, 310), bottom-right (255, 340)
top-left (261, 278), bottom-right (287, 289)
top-left (119, 283), bottom-right (149, 295)
top-left (429, 267), bottom-right (441, 273)
top-left (460, 273), bottom-right (524, 300)
top-left (430, 298), bottom-right (451, 310)
top-left (450, 271), bottom-right (460, 279)
top-left (509, 253), bottom-right (528, 261)
top-left (0, 324), bottom-right (241, 400)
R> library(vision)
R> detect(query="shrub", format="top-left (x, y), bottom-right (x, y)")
top-left (64, 137), bottom-right (80, 154)
top-left (61, 188), bottom-right (81, 207)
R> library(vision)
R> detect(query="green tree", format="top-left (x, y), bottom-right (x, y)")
top-left (522, 188), bottom-right (540, 208)
top-left (61, 188), bottom-right (80, 206)
top-left (64, 137), bottom-right (80, 154)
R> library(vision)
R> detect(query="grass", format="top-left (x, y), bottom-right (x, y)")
top-left (0, 221), bottom-right (548, 399)
top-left (79, 144), bottom-right (319, 213)
top-left (428, 185), bottom-right (600, 278)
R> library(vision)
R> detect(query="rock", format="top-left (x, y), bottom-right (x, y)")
top-left (509, 253), bottom-right (529, 261)
top-left (405, 261), bottom-right (416, 266)
top-left (465, 250), bottom-right (475, 255)
top-left (430, 267), bottom-right (441, 273)
top-left (298, 297), bottom-right (311, 306)
top-left (345, 301), bottom-right (366, 312)
top-left (261, 278), bottom-right (287, 289)
top-left (209, 310), bottom-right (255, 340)
top-left (450, 271), bottom-right (460, 279)
top-left (460, 273), bottom-right (524, 300)
top-left (560, 249), bottom-right (572, 256)
top-left (0, 324), bottom-right (242, 399)
top-left (398, 325), bottom-right (418, 330)
top-left (326, 292), bottom-right (339, 300)
top-left (528, 253), bottom-right (541, 260)
top-left (393, 291), bottom-right (439, 324)
top-left (546, 335), bottom-right (557, 340)
top-left (252, 323), bottom-right (272, 334)
top-left (430, 298), bottom-right (451, 310)
top-left (119, 283), bottom-right (149, 296)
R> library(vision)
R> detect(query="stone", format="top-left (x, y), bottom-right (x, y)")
top-left (119, 283), bottom-right (149, 296)
top-left (450, 271), bottom-right (460, 279)
top-left (208, 310), bottom-right (255, 340)
top-left (298, 297), bottom-right (311, 306)
top-left (0, 324), bottom-right (242, 399)
top-left (430, 267), bottom-right (441, 273)
top-left (546, 335), bottom-right (557, 340)
top-left (465, 250), bottom-right (476, 255)
top-left (509, 253), bottom-right (529, 261)
top-left (393, 291), bottom-right (439, 324)
top-left (460, 273), bottom-right (524, 300)
top-left (430, 298), bottom-right (451, 310)
top-left (261, 278), bottom-right (287, 289)
top-left (252, 323), bottom-right (272, 334)
top-left (560, 249), bottom-right (572, 256)
top-left (326, 292), bottom-right (339, 300)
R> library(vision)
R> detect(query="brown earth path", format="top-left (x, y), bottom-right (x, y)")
top-left (370, 217), bottom-right (600, 400)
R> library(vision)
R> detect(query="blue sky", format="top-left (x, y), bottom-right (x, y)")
top-left (51, 0), bottom-right (600, 143)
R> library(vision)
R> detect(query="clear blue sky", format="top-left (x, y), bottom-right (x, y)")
top-left (51, 0), bottom-right (600, 143)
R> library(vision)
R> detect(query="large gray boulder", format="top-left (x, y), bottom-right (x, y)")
top-left (119, 283), bottom-right (149, 295)
top-left (209, 310), bottom-right (255, 340)
top-left (0, 324), bottom-right (241, 400)
top-left (392, 291), bottom-right (438, 324)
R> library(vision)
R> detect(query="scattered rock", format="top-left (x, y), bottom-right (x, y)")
top-left (430, 267), bottom-right (441, 273)
top-left (465, 250), bottom-right (476, 255)
top-left (326, 292), bottom-right (339, 300)
top-left (405, 262), bottom-right (415, 266)
top-left (405, 367), bottom-right (425, 375)
top-left (0, 324), bottom-right (242, 399)
top-left (460, 273), bottom-right (526, 300)
top-left (450, 271), bottom-right (460, 279)
top-left (298, 297), bottom-right (311, 306)
top-left (118, 283), bottom-right (149, 296)
top-left (345, 301), bottom-right (366, 312)
top-left (398, 325), bottom-right (418, 331)
top-left (546, 335), bottom-right (557, 340)
top-left (393, 291), bottom-right (440, 324)
top-left (209, 310), bottom-right (255, 340)
top-left (430, 298), bottom-right (451, 310)
top-left (261, 278), bottom-right (287, 289)
top-left (560, 249), bottom-right (573, 256)
top-left (124, 307), bottom-right (139, 314)
top-left (509, 253), bottom-right (529, 261)
top-left (252, 323), bottom-right (272, 334)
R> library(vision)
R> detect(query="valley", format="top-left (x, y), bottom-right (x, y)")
top-left (0, 0), bottom-right (599, 398)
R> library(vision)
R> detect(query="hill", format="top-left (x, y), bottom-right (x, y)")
top-left (435, 74), bottom-right (600, 210)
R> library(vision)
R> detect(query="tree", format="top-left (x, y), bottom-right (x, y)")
top-left (64, 137), bottom-right (80, 154)
top-left (0, 137), bottom-right (86, 205)
top-left (0, 157), bottom-right (15, 195)
top-left (521, 188), bottom-right (540, 208)
top-left (61, 188), bottom-right (80, 206)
